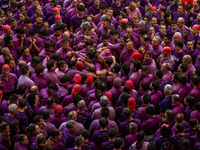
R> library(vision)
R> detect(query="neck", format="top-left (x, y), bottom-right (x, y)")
top-left (126, 116), bottom-right (133, 121)
top-left (77, 109), bottom-right (84, 113)
top-left (18, 108), bottom-right (25, 112)
top-left (8, 113), bottom-right (14, 117)
top-left (109, 138), bottom-right (115, 141)
top-left (165, 94), bottom-right (171, 98)
top-left (152, 114), bottom-right (156, 118)
top-left (100, 127), bottom-right (107, 131)
top-left (34, 102), bottom-right (37, 106)
top-left (74, 146), bottom-right (82, 149)
top-left (83, 139), bottom-right (89, 142)
top-left (18, 94), bottom-right (24, 99)
top-left (24, 26), bottom-right (30, 30)
top-left (179, 132), bottom-right (185, 135)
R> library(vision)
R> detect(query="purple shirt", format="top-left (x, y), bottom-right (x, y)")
top-left (50, 114), bottom-right (68, 129)
top-left (55, 47), bottom-right (73, 64)
top-left (32, 23), bottom-right (43, 32)
top-left (172, 103), bottom-right (185, 115)
top-left (44, 69), bottom-right (59, 86)
top-left (0, 73), bottom-right (18, 94)
top-left (25, 36), bottom-right (44, 54)
top-left (145, 59), bottom-right (157, 76)
top-left (124, 132), bottom-right (137, 150)
top-left (26, 105), bottom-right (41, 123)
top-left (18, 55), bottom-right (32, 64)
top-left (2, 113), bottom-right (18, 123)
top-left (178, 83), bottom-right (192, 102)
top-left (76, 111), bottom-right (91, 128)
top-left (88, 5), bottom-right (100, 16)
top-left (38, 48), bottom-right (52, 60)
top-left (15, 111), bottom-right (28, 130)
top-left (17, 75), bottom-right (35, 95)
top-left (39, 88), bottom-right (53, 106)
top-left (31, 74), bottom-right (47, 91)
top-left (61, 128), bottom-right (76, 149)
top-left (188, 87), bottom-right (200, 102)
top-left (173, 11), bottom-right (188, 24)
top-left (157, 78), bottom-right (169, 93)
top-left (120, 49), bottom-right (135, 66)
top-left (82, 141), bottom-right (96, 150)
top-left (172, 50), bottom-right (186, 70)
top-left (65, 68), bottom-right (87, 84)
top-left (160, 96), bottom-right (172, 113)
top-left (54, 83), bottom-right (68, 104)
top-left (150, 90), bottom-right (163, 107)
top-left (111, 2), bottom-right (125, 17)
top-left (184, 107), bottom-right (193, 122)
top-left (70, 14), bottom-right (88, 30)
top-left (92, 130), bottom-right (109, 146)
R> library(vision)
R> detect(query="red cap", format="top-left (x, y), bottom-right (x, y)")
top-left (0, 90), bottom-right (3, 98)
top-left (76, 61), bottom-right (83, 71)
top-left (131, 52), bottom-right (142, 59)
top-left (104, 49), bottom-right (111, 55)
top-left (125, 80), bottom-right (134, 90)
top-left (128, 97), bottom-right (136, 111)
top-left (54, 105), bottom-right (63, 116)
top-left (163, 46), bottom-right (172, 54)
top-left (2, 64), bottom-right (10, 70)
top-left (121, 18), bottom-right (128, 24)
top-left (71, 84), bottom-right (81, 98)
top-left (151, 7), bottom-right (157, 10)
top-left (55, 15), bottom-right (62, 20)
top-left (193, 24), bottom-right (200, 31)
top-left (104, 92), bottom-right (112, 100)
top-left (52, 7), bottom-right (60, 12)
top-left (2, 25), bottom-right (11, 33)
top-left (86, 75), bottom-right (94, 86)
top-left (159, 6), bottom-right (166, 12)
top-left (73, 73), bottom-right (82, 84)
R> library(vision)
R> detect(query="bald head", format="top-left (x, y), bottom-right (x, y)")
top-left (30, 85), bottom-right (38, 93)
top-left (68, 110), bottom-right (77, 121)
top-left (183, 55), bottom-right (192, 64)
top-left (78, 100), bottom-right (85, 110)
top-left (63, 31), bottom-right (70, 40)
top-left (18, 61), bottom-right (26, 69)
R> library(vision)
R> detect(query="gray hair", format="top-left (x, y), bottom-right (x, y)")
top-left (100, 95), bottom-right (108, 107)
top-left (66, 120), bottom-right (76, 128)
top-left (129, 122), bottom-right (137, 132)
top-left (78, 100), bottom-right (85, 110)
top-left (163, 63), bottom-right (171, 71)
top-left (80, 21), bottom-right (90, 28)
top-left (154, 36), bottom-right (161, 44)
top-left (174, 32), bottom-right (182, 38)
top-left (164, 84), bottom-right (173, 95)
top-left (8, 104), bottom-right (18, 114)
top-left (139, 20), bottom-right (146, 26)
top-left (30, 85), bottom-right (38, 93)
top-left (68, 111), bottom-right (76, 120)
top-left (178, 17), bottom-right (185, 23)
top-left (184, 55), bottom-right (192, 63)
top-left (1, 47), bottom-right (9, 56)
top-left (101, 14), bottom-right (108, 19)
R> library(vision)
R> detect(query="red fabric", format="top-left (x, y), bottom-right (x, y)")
top-left (151, 7), bottom-right (157, 10)
top-left (125, 80), bottom-right (134, 90)
top-left (104, 49), bottom-right (111, 55)
top-left (0, 90), bottom-right (3, 98)
top-left (52, 7), bottom-right (60, 12)
top-left (54, 105), bottom-right (63, 116)
top-left (131, 52), bottom-right (142, 59)
top-left (104, 92), bottom-right (112, 100)
top-left (159, 6), bottom-right (166, 13)
top-left (71, 84), bottom-right (81, 98)
top-left (76, 61), bottom-right (83, 71)
top-left (128, 97), bottom-right (136, 111)
top-left (55, 15), bottom-right (62, 20)
top-left (86, 75), bottom-right (94, 86)
top-left (193, 24), bottom-right (200, 31)
top-left (182, 0), bottom-right (193, 10)
top-left (2, 64), bottom-right (10, 70)
top-left (2, 25), bottom-right (11, 33)
top-left (73, 74), bottom-right (82, 84)
top-left (163, 46), bottom-right (172, 54)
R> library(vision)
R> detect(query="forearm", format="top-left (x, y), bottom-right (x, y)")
top-left (33, 43), bottom-right (41, 53)
top-left (28, 43), bottom-right (33, 51)
top-left (70, 26), bottom-right (74, 32)
top-left (84, 62), bottom-right (94, 69)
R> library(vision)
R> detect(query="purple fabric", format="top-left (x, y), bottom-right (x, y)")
top-left (50, 114), bottom-right (68, 129)
top-left (17, 75), bottom-right (35, 95)
top-left (31, 73), bottom-right (47, 91)
top-left (44, 69), bottom-right (59, 86)
top-left (61, 128), bottom-right (76, 149)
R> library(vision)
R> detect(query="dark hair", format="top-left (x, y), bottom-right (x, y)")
top-left (114, 137), bottom-right (124, 149)
top-left (77, 4), bottom-right (85, 11)
top-left (185, 96), bottom-right (195, 108)
top-left (16, 27), bottom-right (25, 34)
top-left (136, 131), bottom-right (145, 149)
top-left (101, 107), bottom-right (110, 118)
top-left (9, 94), bottom-right (18, 103)
top-left (178, 75), bottom-right (187, 85)
top-left (81, 129), bottom-right (90, 139)
top-left (95, 89), bottom-right (103, 100)
top-left (160, 126), bottom-right (171, 138)
top-left (53, 25), bottom-right (61, 31)
top-left (120, 93), bottom-right (130, 105)
top-left (109, 128), bottom-right (117, 138)
top-left (99, 117), bottom-right (108, 128)
top-left (102, 34), bottom-right (109, 40)
top-left (132, 61), bottom-right (141, 71)
top-left (48, 83), bottom-right (58, 91)
top-left (38, 28), bottom-right (47, 36)
top-left (105, 57), bottom-right (113, 66)
top-left (4, 36), bottom-right (12, 46)
top-left (151, 81), bottom-right (159, 91)
top-left (43, 109), bottom-right (50, 120)
top-left (26, 124), bottom-right (37, 137)
top-left (35, 65), bottom-right (45, 75)
top-left (9, 121), bottom-right (18, 136)
top-left (191, 75), bottom-right (200, 85)
top-left (148, 141), bottom-right (157, 150)
top-left (29, 28), bottom-right (37, 36)
top-left (122, 63), bottom-right (130, 75)
top-left (143, 94), bottom-right (151, 104)
top-left (175, 41), bottom-right (184, 49)
top-left (21, 65), bottom-right (29, 75)
top-left (99, 3), bottom-right (107, 9)
top-left (179, 63), bottom-right (188, 72)
top-left (145, 50), bottom-right (153, 57)
top-left (18, 84), bottom-right (26, 95)
top-left (146, 106), bottom-right (156, 115)
top-left (68, 60), bottom-right (76, 68)
top-left (61, 75), bottom-right (70, 84)
top-left (94, 79), bottom-right (101, 88)
top-left (98, 81), bottom-right (107, 92)
top-left (46, 97), bottom-right (55, 106)
top-left (31, 56), bottom-right (41, 65)
top-left (18, 134), bottom-right (27, 144)
top-left (21, 46), bottom-right (28, 54)
top-left (18, 98), bottom-right (26, 108)
top-left (155, 70), bottom-right (164, 79)
top-left (123, 85), bottom-right (131, 94)
top-left (17, 2), bottom-right (24, 9)
top-left (27, 92), bottom-right (37, 106)
top-left (24, 18), bottom-right (32, 24)
top-left (46, 61), bottom-right (55, 70)
top-left (110, 28), bottom-right (118, 35)
top-left (120, 36), bottom-right (127, 42)
top-left (141, 81), bottom-right (149, 91)
top-left (195, 101), bottom-right (200, 110)
top-left (73, 94), bottom-right (81, 105)
top-left (182, 138), bottom-right (191, 150)
top-left (33, 115), bottom-right (43, 124)
top-left (165, 34), bottom-right (173, 40)
top-left (122, 108), bottom-right (131, 117)
top-left (50, 129), bottom-right (60, 141)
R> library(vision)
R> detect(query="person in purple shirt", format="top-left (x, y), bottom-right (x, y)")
top-left (2, 103), bottom-right (18, 124)
top-left (124, 122), bottom-right (137, 150)
top-left (49, 25), bottom-right (63, 46)
top-left (159, 84), bottom-right (173, 117)
top-left (100, 128), bottom-right (116, 150)
top-left (3, 36), bottom-right (17, 60)
top-left (55, 31), bottom-right (72, 51)
top-left (68, 136), bottom-right (84, 150)
top-left (15, 98), bottom-right (28, 134)
top-left (81, 129), bottom-right (96, 150)
top-left (14, 2), bottom-right (25, 20)
top-left (30, 5), bottom-right (46, 23)
top-left (26, 92), bottom-right (41, 123)
top-left (0, 122), bottom-right (11, 149)
top-left (3, 11), bottom-right (13, 26)
top-left (39, 97), bottom-right (55, 115)
top-left (140, 35), bottom-right (153, 53)
top-left (14, 134), bottom-right (29, 150)
top-left (24, 18), bottom-right (32, 38)
top-left (88, 0), bottom-right (100, 16)
top-left (38, 41), bottom-right (54, 60)
top-left (109, 29), bottom-right (120, 45)
top-left (27, 0), bottom-right (45, 17)
top-left (39, 83), bottom-right (58, 106)
top-left (17, 11), bottom-right (26, 28)
top-left (94, 3), bottom-right (107, 24)
top-left (61, 120), bottom-right (76, 149)
top-left (166, 20), bottom-right (183, 36)
top-left (155, 70), bottom-right (169, 93)
top-left (173, 4), bottom-right (188, 24)
top-left (27, 56), bottom-right (41, 76)
top-left (143, 50), bottom-right (157, 76)
top-left (171, 94), bottom-right (185, 116)
top-left (184, 96), bottom-right (195, 122)
top-left (70, 4), bottom-right (88, 32)
top-left (184, 41), bottom-right (199, 65)
top-left (49, 129), bottom-right (66, 150)
top-left (111, 0), bottom-right (125, 17)
top-left (25, 28), bottom-right (44, 55)
top-left (0, 64), bottom-right (18, 97)
top-left (189, 75), bottom-right (200, 102)
top-left (32, 15), bottom-right (44, 31)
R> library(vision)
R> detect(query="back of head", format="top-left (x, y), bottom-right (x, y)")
top-left (101, 107), bottom-right (110, 118)
top-left (143, 94), bottom-right (151, 104)
top-left (136, 131), bottom-right (145, 149)
top-left (114, 137), bottom-right (124, 149)
top-left (81, 129), bottom-right (90, 139)
top-left (122, 107), bottom-right (131, 118)
top-left (99, 117), bottom-right (108, 128)
top-left (75, 136), bottom-right (83, 146)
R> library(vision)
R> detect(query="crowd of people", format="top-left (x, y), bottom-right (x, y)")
top-left (0, 0), bottom-right (200, 149)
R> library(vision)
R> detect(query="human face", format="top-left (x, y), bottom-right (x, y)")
top-left (84, 29), bottom-right (91, 35)
top-left (0, 11), bottom-right (4, 18)
top-left (192, 27), bottom-right (198, 35)
top-left (133, 20), bottom-right (139, 28)
top-left (54, 30), bottom-right (61, 36)
top-left (8, 39), bottom-right (14, 47)
top-left (178, 6), bottom-right (184, 15)
top-left (48, 46), bottom-right (54, 52)
top-left (57, 132), bottom-right (62, 140)
top-left (103, 39), bottom-right (109, 46)
top-left (70, 124), bottom-right (76, 133)
top-left (72, 0), bottom-right (78, 6)
top-left (136, 1), bottom-right (140, 8)
top-left (6, 29), bottom-right (12, 36)
top-left (187, 41), bottom-right (194, 50)
top-left (100, 8), bottom-right (106, 15)
top-left (36, 7), bottom-right (42, 15)
top-left (160, 26), bottom-right (166, 34)
top-left (116, 0), bottom-right (121, 6)
top-left (94, 0), bottom-right (100, 7)
top-left (129, 3), bottom-right (136, 11)
top-left (9, 60), bottom-right (15, 68)
top-left (144, 54), bottom-right (151, 61)
top-left (162, 51), bottom-right (169, 57)
top-left (139, 25), bottom-right (145, 31)
top-left (63, 43), bottom-right (69, 50)
top-left (171, 23), bottom-right (177, 31)
top-left (7, 13), bottom-right (13, 20)
top-left (56, 19), bottom-right (62, 25)
top-left (197, 13), bottom-right (200, 22)
top-left (141, 38), bottom-right (146, 46)
top-left (10, 21), bottom-right (17, 28)
top-left (183, 30), bottom-right (190, 38)
top-left (33, 1), bottom-right (39, 7)
top-left (24, 48), bottom-right (30, 56)
top-left (43, 23), bottom-right (49, 30)
top-left (177, 19), bottom-right (183, 28)
top-left (21, 136), bottom-right (29, 145)
top-left (19, 14), bottom-right (26, 21)
top-left (152, 38), bottom-right (158, 47)
top-left (194, 0), bottom-right (198, 7)
top-left (120, 39), bottom-right (126, 47)
top-left (27, 22), bottom-right (32, 28)
top-left (34, 125), bottom-right (40, 134)
top-left (150, 9), bottom-right (157, 16)
top-left (36, 17), bottom-right (43, 24)
top-left (126, 29), bottom-right (132, 37)
top-left (166, 15), bottom-right (172, 22)
top-left (5, 125), bottom-right (10, 134)
top-left (177, 0), bottom-right (182, 5)
top-left (111, 34), bottom-right (118, 40)
top-left (127, 42), bottom-right (133, 49)
top-left (84, 36), bottom-right (91, 42)
top-left (149, 27), bottom-right (155, 34)
top-left (189, 7), bottom-right (194, 13)
top-left (107, 10), bottom-right (113, 16)
top-left (78, 10), bottom-right (84, 17)
top-left (3, 69), bottom-right (10, 77)
top-left (87, 17), bottom-right (93, 24)
top-left (103, 21), bottom-right (109, 29)
top-left (97, 54), bottom-right (103, 63)
top-left (143, 18), bottom-right (148, 24)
